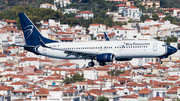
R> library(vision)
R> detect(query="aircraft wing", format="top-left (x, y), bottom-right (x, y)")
top-left (38, 36), bottom-right (98, 59)
top-left (49, 47), bottom-right (98, 59)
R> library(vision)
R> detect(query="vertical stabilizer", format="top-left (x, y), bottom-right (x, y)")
top-left (18, 13), bottom-right (57, 46)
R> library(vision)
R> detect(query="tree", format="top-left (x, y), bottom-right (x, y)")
top-left (92, 18), bottom-right (104, 24)
top-left (140, 14), bottom-right (150, 22)
top-left (162, 15), bottom-right (174, 22)
top-left (178, 43), bottom-right (180, 50)
top-left (153, 2), bottom-right (156, 8)
top-left (63, 73), bottom-right (85, 84)
top-left (128, 19), bottom-right (134, 23)
top-left (152, 13), bottom-right (159, 21)
top-left (164, 36), bottom-right (178, 45)
top-left (107, 69), bottom-right (125, 76)
top-left (97, 96), bottom-right (109, 101)
top-left (64, 77), bottom-right (71, 84)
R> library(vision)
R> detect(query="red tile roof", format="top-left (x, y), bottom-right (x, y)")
top-left (130, 6), bottom-right (138, 9)
top-left (108, 32), bottom-right (115, 37)
top-left (141, 27), bottom-right (150, 29)
top-left (157, 13), bottom-right (165, 15)
top-left (60, 37), bottom-right (73, 41)
top-left (156, 66), bottom-right (169, 69)
top-left (0, 86), bottom-right (10, 90)
top-left (145, 19), bottom-right (152, 21)
top-left (90, 24), bottom-right (106, 26)
top-left (77, 10), bottom-right (93, 14)
top-left (63, 89), bottom-right (77, 93)
top-left (116, 4), bottom-right (126, 7)
top-left (121, 94), bottom-right (139, 98)
top-left (138, 88), bottom-right (152, 94)
top-left (103, 89), bottom-right (117, 92)
top-left (49, 87), bottom-right (62, 91)
top-left (149, 96), bottom-right (164, 100)
top-left (20, 57), bottom-right (39, 61)
top-left (5, 20), bottom-right (16, 23)
top-left (10, 82), bottom-right (27, 85)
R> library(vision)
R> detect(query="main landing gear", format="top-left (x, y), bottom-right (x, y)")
top-left (88, 60), bottom-right (106, 67)
top-left (99, 62), bottom-right (106, 66)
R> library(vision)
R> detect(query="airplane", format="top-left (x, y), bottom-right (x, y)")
top-left (17, 13), bottom-right (177, 67)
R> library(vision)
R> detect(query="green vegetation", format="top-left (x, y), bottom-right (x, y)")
top-left (159, 0), bottom-right (180, 8)
top-left (162, 15), bottom-right (180, 25)
top-left (152, 13), bottom-right (159, 21)
top-left (0, 0), bottom-right (54, 11)
top-left (1, 6), bottom-right (79, 29)
top-left (140, 14), bottom-right (150, 22)
top-left (164, 36), bottom-right (178, 44)
top-left (107, 69), bottom-right (125, 76)
top-left (97, 96), bottom-right (109, 101)
top-left (63, 73), bottom-right (84, 84)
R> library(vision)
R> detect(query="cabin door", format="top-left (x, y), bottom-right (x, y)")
top-left (153, 43), bottom-right (157, 51)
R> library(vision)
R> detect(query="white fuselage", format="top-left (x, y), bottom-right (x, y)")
top-left (35, 40), bottom-right (167, 60)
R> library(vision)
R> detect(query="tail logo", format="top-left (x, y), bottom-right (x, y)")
top-left (24, 25), bottom-right (33, 38)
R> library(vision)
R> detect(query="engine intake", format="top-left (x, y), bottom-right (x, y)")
top-left (96, 53), bottom-right (114, 62)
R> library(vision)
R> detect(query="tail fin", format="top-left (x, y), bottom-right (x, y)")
top-left (104, 32), bottom-right (110, 41)
top-left (18, 13), bottom-right (57, 46)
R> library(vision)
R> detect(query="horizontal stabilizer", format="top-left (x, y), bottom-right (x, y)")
top-left (11, 44), bottom-right (35, 48)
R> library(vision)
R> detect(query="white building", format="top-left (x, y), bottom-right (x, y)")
top-left (54, 0), bottom-right (71, 8)
top-left (40, 3), bottom-right (57, 11)
top-left (123, 6), bottom-right (142, 21)
top-left (88, 24), bottom-right (106, 37)
top-left (63, 8), bottom-right (79, 14)
top-left (75, 11), bottom-right (94, 19)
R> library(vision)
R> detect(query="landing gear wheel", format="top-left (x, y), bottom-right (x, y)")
top-left (88, 62), bottom-right (95, 67)
top-left (99, 62), bottom-right (106, 66)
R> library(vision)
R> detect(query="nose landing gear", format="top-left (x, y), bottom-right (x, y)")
top-left (88, 61), bottom-right (95, 67)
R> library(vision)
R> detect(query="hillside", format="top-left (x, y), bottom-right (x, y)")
top-left (0, 0), bottom-right (53, 11)
top-left (160, 0), bottom-right (180, 8)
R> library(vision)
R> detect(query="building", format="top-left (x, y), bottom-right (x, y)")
top-left (54, 0), bottom-right (71, 8)
top-left (142, 1), bottom-right (160, 8)
top-left (75, 11), bottom-right (94, 19)
top-left (40, 3), bottom-right (57, 11)
top-left (63, 8), bottom-right (79, 14)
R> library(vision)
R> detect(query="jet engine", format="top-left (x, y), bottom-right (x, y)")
top-left (96, 53), bottom-right (114, 62)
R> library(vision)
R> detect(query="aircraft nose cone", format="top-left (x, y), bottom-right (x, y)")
top-left (168, 46), bottom-right (177, 55)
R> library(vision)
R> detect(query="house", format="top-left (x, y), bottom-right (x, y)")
top-left (40, 3), bottom-right (57, 11)
top-left (163, 8), bottom-right (180, 17)
top-left (138, 88), bottom-right (153, 101)
top-left (54, 0), bottom-right (71, 8)
top-left (83, 68), bottom-right (97, 80)
top-left (148, 96), bottom-right (164, 101)
top-left (102, 89), bottom-right (119, 101)
top-left (63, 8), bottom-right (79, 14)
top-left (116, 4), bottom-right (127, 13)
top-left (142, 1), bottom-right (160, 8)
top-left (5, 20), bottom-right (17, 28)
top-left (75, 11), bottom-right (94, 19)
top-left (123, 6), bottom-right (142, 21)
top-left (120, 94), bottom-right (138, 101)
top-left (167, 86), bottom-right (180, 98)
top-left (152, 86), bottom-right (166, 97)
top-left (88, 24), bottom-right (106, 37)
top-left (157, 13), bottom-right (166, 20)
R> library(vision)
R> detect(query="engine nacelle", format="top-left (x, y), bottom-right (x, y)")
top-left (116, 58), bottom-right (132, 61)
top-left (96, 53), bottom-right (114, 62)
